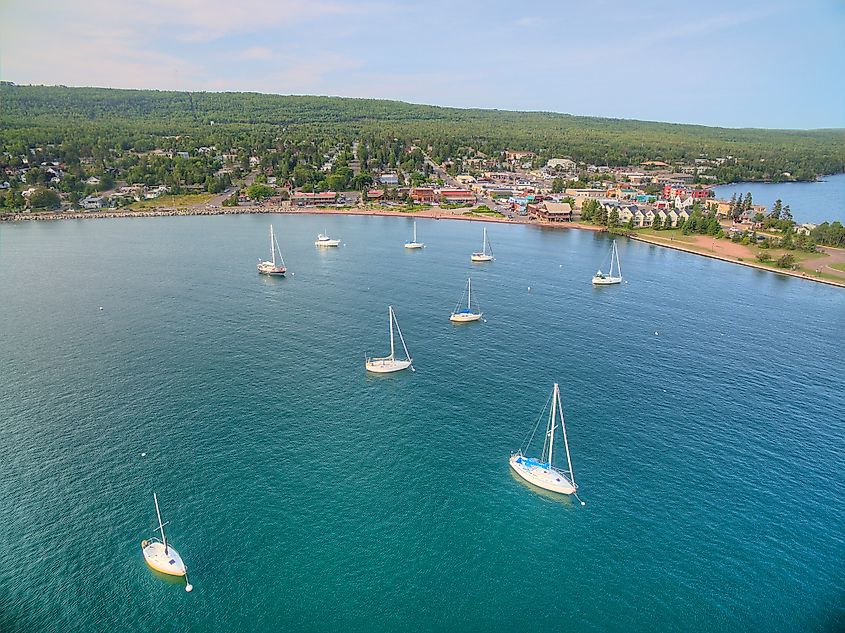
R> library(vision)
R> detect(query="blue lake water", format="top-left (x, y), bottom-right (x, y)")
top-left (0, 214), bottom-right (843, 632)
top-left (714, 173), bottom-right (845, 224)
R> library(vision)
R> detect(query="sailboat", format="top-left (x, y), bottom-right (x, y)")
top-left (509, 383), bottom-right (579, 496)
top-left (592, 239), bottom-right (623, 285)
top-left (471, 227), bottom-right (494, 262)
top-left (257, 224), bottom-right (286, 276)
top-left (315, 229), bottom-right (341, 247)
top-left (141, 493), bottom-right (193, 591)
top-left (365, 305), bottom-right (413, 373)
top-left (450, 277), bottom-right (483, 322)
top-left (404, 221), bottom-right (424, 249)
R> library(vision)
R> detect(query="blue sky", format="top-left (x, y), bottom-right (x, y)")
top-left (1, 0), bottom-right (843, 129)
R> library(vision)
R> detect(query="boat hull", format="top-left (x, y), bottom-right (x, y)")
top-left (404, 242), bottom-right (424, 249)
top-left (450, 312), bottom-right (482, 322)
top-left (365, 358), bottom-right (412, 373)
top-left (471, 253), bottom-right (493, 262)
top-left (509, 454), bottom-right (575, 495)
top-left (141, 540), bottom-right (187, 576)
top-left (258, 266), bottom-right (286, 276)
top-left (592, 276), bottom-right (622, 285)
top-left (315, 240), bottom-right (341, 247)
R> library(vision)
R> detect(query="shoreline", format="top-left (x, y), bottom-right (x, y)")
top-left (2, 205), bottom-right (841, 288)
top-left (627, 234), bottom-right (845, 289)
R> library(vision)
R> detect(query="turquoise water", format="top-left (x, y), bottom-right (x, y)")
top-left (714, 173), bottom-right (845, 224)
top-left (1, 215), bottom-right (843, 632)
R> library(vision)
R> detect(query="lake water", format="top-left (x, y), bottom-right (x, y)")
top-left (1, 215), bottom-right (843, 632)
top-left (713, 173), bottom-right (845, 224)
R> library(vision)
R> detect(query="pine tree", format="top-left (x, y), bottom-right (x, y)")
top-left (770, 199), bottom-right (782, 219)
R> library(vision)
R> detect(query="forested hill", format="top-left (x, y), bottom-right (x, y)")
top-left (2, 84), bottom-right (844, 180)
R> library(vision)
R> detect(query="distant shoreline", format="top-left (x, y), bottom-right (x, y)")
top-left (2, 205), bottom-right (841, 288)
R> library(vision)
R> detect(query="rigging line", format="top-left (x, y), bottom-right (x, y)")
top-left (520, 389), bottom-right (554, 453)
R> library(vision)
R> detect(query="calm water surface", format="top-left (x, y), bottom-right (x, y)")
top-left (1, 215), bottom-right (843, 632)
top-left (714, 172), bottom-right (845, 224)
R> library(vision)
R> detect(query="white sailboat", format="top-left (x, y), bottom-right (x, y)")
top-left (365, 305), bottom-right (413, 373)
top-left (510, 383), bottom-right (580, 498)
top-left (315, 230), bottom-right (341, 247)
top-left (450, 277), bottom-right (483, 323)
top-left (257, 224), bottom-right (287, 276)
top-left (141, 493), bottom-right (193, 591)
top-left (592, 239), bottom-right (623, 285)
top-left (404, 221), bottom-right (424, 249)
top-left (471, 227), bottom-right (494, 262)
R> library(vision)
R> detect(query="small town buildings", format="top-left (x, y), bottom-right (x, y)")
top-left (663, 184), bottom-right (712, 200)
top-left (546, 158), bottom-right (577, 171)
top-left (379, 173), bottom-right (399, 186)
top-left (410, 187), bottom-right (437, 204)
top-left (292, 191), bottom-right (338, 206)
top-left (366, 189), bottom-right (385, 201)
top-left (440, 189), bottom-right (476, 205)
top-left (85, 176), bottom-right (101, 186)
top-left (529, 201), bottom-right (574, 222)
top-left (566, 188), bottom-right (605, 208)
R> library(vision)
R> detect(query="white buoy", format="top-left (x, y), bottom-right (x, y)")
top-left (99, 306), bottom-right (103, 310)
top-left (141, 452), bottom-right (146, 457)
top-left (528, 286), bottom-right (531, 291)
top-left (655, 331), bottom-right (659, 336)
top-left (185, 583), bottom-right (193, 592)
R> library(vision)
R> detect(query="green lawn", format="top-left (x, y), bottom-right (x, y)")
top-left (463, 206), bottom-right (504, 218)
top-left (829, 263), bottom-right (845, 272)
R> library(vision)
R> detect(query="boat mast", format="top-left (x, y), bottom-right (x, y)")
top-left (558, 385), bottom-right (576, 486)
top-left (270, 226), bottom-right (276, 266)
top-left (548, 384), bottom-right (557, 467)
top-left (615, 241), bottom-right (622, 278)
top-left (482, 228), bottom-right (488, 254)
top-left (467, 278), bottom-right (471, 310)
top-left (154, 493), bottom-right (168, 554)
top-left (413, 221), bottom-right (417, 243)
top-left (388, 306), bottom-right (395, 360)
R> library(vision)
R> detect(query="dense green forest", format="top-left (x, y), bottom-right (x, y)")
top-left (2, 84), bottom-right (844, 182)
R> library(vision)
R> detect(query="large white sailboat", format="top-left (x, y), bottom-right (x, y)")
top-left (592, 239), bottom-right (623, 285)
top-left (257, 224), bottom-right (286, 276)
top-left (404, 221), bottom-right (424, 249)
top-left (510, 383), bottom-right (579, 497)
top-left (450, 277), bottom-right (483, 323)
top-left (141, 493), bottom-right (193, 591)
top-left (365, 306), bottom-right (413, 373)
top-left (470, 227), bottom-right (494, 262)
top-left (315, 230), bottom-right (341, 247)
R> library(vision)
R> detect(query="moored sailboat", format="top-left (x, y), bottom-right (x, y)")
top-left (509, 383), bottom-right (581, 499)
top-left (592, 239), bottom-right (623, 285)
top-left (365, 306), bottom-right (413, 373)
top-left (450, 277), bottom-right (483, 323)
top-left (141, 493), bottom-right (193, 591)
top-left (471, 227), bottom-right (494, 262)
top-left (257, 225), bottom-right (286, 276)
top-left (404, 221), bottom-right (424, 249)
top-left (315, 230), bottom-right (341, 247)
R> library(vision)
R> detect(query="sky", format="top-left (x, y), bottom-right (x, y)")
top-left (1, 0), bottom-right (843, 129)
